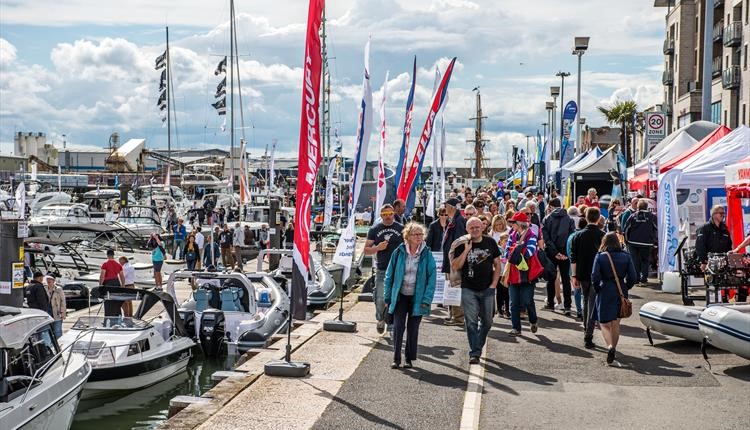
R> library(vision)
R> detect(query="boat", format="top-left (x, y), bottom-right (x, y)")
top-left (30, 203), bottom-right (95, 227)
top-left (173, 270), bottom-right (289, 355)
top-left (258, 249), bottom-right (336, 306)
top-left (82, 189), bottom-right (136, 220)
top-left (698, 304), bottom-right (750, 360)
top-left (0, 306), bottom-right (92, 430)
top-left (639, 301), bottom-right (750, 345)
top-left (57, 287), bottom-right (195, 396)
top-left (114, 205), bottom-right (166, 237)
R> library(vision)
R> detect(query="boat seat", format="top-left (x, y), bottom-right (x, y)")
top-left (220, 287), bottom-right (244, 312)
top-left (152, 319), bottom-right (174, 341)
top-left (257, 288), bottom-right (272, 308)
top-left (194, 289), bottom-right (212, 312)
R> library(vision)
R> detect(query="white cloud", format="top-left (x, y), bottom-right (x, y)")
top-left (0, 38), bottom-right (17, 68)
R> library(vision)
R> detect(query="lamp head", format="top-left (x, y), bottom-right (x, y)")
top-left (550, 86), bottom-right (560, 97)
top-left (572, 36), bottom-right (590, 54)
top-left (545, 102), bottom-right (554, 110)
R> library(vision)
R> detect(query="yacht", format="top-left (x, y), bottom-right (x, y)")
top-left (58, 287), bottom-right (195, 396)
top-left (82, 189), bottom-right (136, 220)
top-left (114, 205), bottom-right (166, 237)
top-left (30, 203), bottom-right (94, 227)
top-left (0, 306), bottom-right (92, 430)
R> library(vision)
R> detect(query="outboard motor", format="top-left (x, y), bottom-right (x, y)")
top-left (198, 310), bottom-right (225, 356)
top-left (178, 309), bottom-right (196, 338)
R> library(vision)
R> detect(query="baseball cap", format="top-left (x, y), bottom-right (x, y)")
top-left (509, 211), bottom-right (529, 223)
top-left (445, 197), bottom-right (460, 207)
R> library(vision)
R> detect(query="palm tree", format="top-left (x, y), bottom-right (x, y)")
top-left (597, 100), bottom-right (639, 166)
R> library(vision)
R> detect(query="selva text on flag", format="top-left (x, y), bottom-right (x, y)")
top-left (398, 57), bottom-right (457, 201)
top-left (292, 0), bottom-right (324, 320)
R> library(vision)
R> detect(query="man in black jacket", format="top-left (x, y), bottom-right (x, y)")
top-left (623, 200), bottom-right (657, 284)
top-left (695, 205), bottom-right (733, 272)
top-left (442, 198), bottom-right (467, 326)
top-left (542, 198), bottom-right (575, 315)
top-left (570, 207), bottom-right (605, 348)
top-left (26, 271), bottom-right (49, 313)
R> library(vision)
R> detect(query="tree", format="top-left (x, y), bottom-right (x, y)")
top-left (597, 100), bottom-right (639, 167)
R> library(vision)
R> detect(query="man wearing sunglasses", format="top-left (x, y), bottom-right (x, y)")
top-left (695, 205), bottom-right (733, 273)
top-left (365, 204), bottom-right (405, 334)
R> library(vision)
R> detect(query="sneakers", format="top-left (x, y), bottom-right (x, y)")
top-left (576, 312), bottom-right (583, 319)
top-left (606, 347), bottom-right (616, 364)
top-left (564, 308), bottom-right (572, 316)
top-left (404, 359), bottom-right (413, 369)
top-left (390, 361), bottom-right (400, 369)
top-left (508, 329), bottom-right (521, 336)
top-left (444, 319), bottom-right (464, 326)
top-left (584, 338), bottom-right (595, 349)
top-left (376, 320), bottom-right (386, 334)
top-left (554, 302), bottom-right (565, 311)
top-left (542, 304), bottom-right (555, 311)
top-left (530, 324), bottom-right (538, 334)
top-left (469, 356), bottom-right (480, 365)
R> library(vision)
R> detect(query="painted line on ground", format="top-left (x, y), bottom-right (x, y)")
top-left (459, 347), bottom-right (487, 430)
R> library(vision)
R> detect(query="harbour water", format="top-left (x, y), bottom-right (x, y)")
top-left (71, 352), bottom-right (236, 430)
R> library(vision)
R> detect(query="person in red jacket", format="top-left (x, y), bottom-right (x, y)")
top-left (583, 188), bottom-right (600, 208)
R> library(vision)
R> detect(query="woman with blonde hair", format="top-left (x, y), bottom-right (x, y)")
top-left (591, 232), bottom-right (636, 364)
top-left (384, 222), bottom-right (437, 369)
top-left (490, 214), bottom-right (509, 242)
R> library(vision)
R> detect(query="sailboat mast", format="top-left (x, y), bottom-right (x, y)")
top-left (229, 0), bottom-right (236, 191)
top-left (166, 26), bottom-right (171, 161)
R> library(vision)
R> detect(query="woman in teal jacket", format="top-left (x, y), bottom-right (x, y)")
top-left (384, 222), bottom-right (437, 369)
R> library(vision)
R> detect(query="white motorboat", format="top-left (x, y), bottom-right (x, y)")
top-left (115, 205), bottom-right (166, 237)
top-left (30, 203), bottom-right (94, 227)
top-left (698, 304), bottom-right (750, 360)
top-left (82, 189), bottom-right (137, 220)
top-left (258, 249), bottom-right (337, 306)
top-left (174, 270), bottom-right (289, 355)
top-left (58, 287), bottom-right (195, 396)
top-left (0, 306), bottom-right (92, 430)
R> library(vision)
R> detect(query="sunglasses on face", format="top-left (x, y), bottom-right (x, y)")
top-left (381, 211), bottom-right (394, 216)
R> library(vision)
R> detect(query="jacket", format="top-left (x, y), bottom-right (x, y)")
top-left (592, 249), bottom-right (636, 322)
top-left (542, 208), bottom-right (575, 256)
top-left (570, 224), bottom-right (605, 281)
top-left (383, 243), bottom-right (437, 317)
top-left (505, 229), bottom-right (541, 285)
top-left (694, 221), bottom-right (733, 263)
top-left (441, 212), bottom-right (467, 273)
top-left (425, 219), bottom-right (445, 252)
top-left (26, 280), bottom-right (49, 312)
top-left (48, 286), bottom-right (67, 320)
top-left (623, 210), bottom-right (657, 247)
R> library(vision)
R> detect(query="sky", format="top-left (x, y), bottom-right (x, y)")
top-left (0, 0), bottom-right (668, 168)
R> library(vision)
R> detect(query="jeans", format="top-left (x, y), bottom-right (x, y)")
top-left (186, 259), bottom-right (197, 270)
top-left (509, 282), bottom-right (538, 331)
top-left (580, 281), bottom-right (596, 340)
top-left (374, 270), bottom-right (387, 322)
top-left (628, 245), bottom-right (650, 283)
top-left (52, 320), bottom-right (63, 339)
top-left (461, 288), bottom-right (495, 357)
top-left (173, 239), bottom-right (185, 259)
top-left (574, 288), bottom-right (582, 315)
top-left (496, 283), bottom-right (510, 314)
top-left (392, 293), bottom-right (422, 363)
top-left (546, 256), bottom-right (572, 309)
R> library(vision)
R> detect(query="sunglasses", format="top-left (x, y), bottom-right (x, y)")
top-left (381, 211), bottom-right (395, 216)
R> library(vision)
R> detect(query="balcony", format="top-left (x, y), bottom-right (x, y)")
top-left (663, 38), bottom-right (675, 55)
top-left (723, 21), bottom-right (742, 47)
top-left (722, 65), bottom-right (741, 89)
top-left (662, 69), bottom-right (674, 86)
top-left (713, 21), bottom-right (724, 42)
top-left (712, 56), bottom-right (723, 78)
top-left (687, 81), bottom-right (701, 92)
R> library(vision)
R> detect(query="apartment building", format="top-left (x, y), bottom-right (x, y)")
top-left (656, 0), bottom-right (750, 132)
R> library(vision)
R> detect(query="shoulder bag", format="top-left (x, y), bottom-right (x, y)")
top-left (604, 252), bottom-right (632, 318)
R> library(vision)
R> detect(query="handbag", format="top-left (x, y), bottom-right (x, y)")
top-left (536, 251), bottom-right (555, 277)
top-left (604, 252), bottom-right (632, 318)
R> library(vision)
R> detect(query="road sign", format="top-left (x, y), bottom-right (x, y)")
top-left (646, 112), bottom-right (666, 138)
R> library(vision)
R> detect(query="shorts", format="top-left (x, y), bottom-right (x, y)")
top-left (153, 261), bottom-right (164, 273)
top-left (103, 279), bottom-right (121, 287)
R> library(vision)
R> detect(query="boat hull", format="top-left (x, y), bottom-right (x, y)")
top-left (698, 305), bottom-right (750, 359)
top-left (638, 301), bottom-right (705, 343)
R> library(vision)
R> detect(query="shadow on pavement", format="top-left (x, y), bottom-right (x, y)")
top-left (523, 334), bottom-right (594, 358)
top-left (722, 364), bottom-right (750, 381)
top-left (305, 380), bottom-right (405, 430)
top-left (399, 365), bottom-right (467, 389)
top-left (484, 357), bottom-right (558, 388)
top-left (612, 353), bottom-right (696, 377)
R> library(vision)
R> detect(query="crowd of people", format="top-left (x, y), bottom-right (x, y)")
top-left (364, 181), bottom-right (748, 368)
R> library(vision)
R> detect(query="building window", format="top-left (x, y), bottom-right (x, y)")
top-left (711, 101), bottom-right (722, 124)
top-left (678, 113), bottom-right (692, 129)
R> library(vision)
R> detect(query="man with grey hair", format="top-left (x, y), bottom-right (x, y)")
top-left (365, 204), bottom-right (404, 334)
top-left (451, 217), bottom-right (501, 364)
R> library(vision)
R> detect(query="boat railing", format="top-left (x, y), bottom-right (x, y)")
top-left (21, 327), bottom-right (96, 403)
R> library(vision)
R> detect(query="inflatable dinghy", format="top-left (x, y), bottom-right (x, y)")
top-left (698, 305), bottom-right (750, 360)
top-left (639, 301), bottom-right (705, 344)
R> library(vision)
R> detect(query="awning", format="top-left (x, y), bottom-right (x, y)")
top-left (634, 120), bottom-right (718, 176)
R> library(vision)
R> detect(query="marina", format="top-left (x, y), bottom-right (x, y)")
top-left (1, 1), bottom-right (750, 429)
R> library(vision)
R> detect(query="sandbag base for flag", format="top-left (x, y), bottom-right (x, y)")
top-left (264, 264), bottom-right (310, 377)
top-left (323, 282), bottom-right (357, 333)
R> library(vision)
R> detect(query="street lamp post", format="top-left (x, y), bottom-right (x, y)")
top-left (550, 87), bottom-right (560, 159)
top-left (572, 36), bottom-right (589, 156)
top-left (555, 71), bottom-right (570, 157)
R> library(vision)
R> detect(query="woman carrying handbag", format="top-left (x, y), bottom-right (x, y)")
top-left (591, 232), bottom-right (637, 364)
top-left (505, 212), bottom-right (545, 336)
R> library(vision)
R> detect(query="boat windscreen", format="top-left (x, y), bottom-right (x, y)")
top-left (72, 316), bottom-right (149, 331)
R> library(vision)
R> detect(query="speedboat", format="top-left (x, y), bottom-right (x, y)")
top-left (82, 189), bottom-right (137, 220)
top-left (698, 304), bottom-right (750, 359)
top-left (58, 287), bottom-right (195, 396)
top-left (30, 203), bottom-right (94, 226)
top-left (639, 301), bottom-right (750, 345)
top-left (173, 270), bottom-right (289, 355)
top-left (0, 306), bottom-right (92, 430)
top-left (114, 205), bottom-right (166, 237)
top-left (258, 249), bottom-right (336, 306)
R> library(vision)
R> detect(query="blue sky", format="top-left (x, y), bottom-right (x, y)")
top-left (0, 0), bottom-right (667, 167)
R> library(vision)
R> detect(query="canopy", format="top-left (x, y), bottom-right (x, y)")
top-left (674, 125), bottom-right (750, 188)
top-left (629, 125), bottom-right (731, 191)
top-left (567, 146), bottom-right (618, 175)
top-left (633, 120), bottom-right (719, 176)
top-left (562, 148), bottom-right (603, 176)
top-left (725, 155), bottom-right (750, 244)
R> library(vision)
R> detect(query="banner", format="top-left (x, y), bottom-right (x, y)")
top-left (431, 252), bottom-right (446, 304)
top-left (238, 139), bottom-right (249, 204)
top-left (292, 0), bottom-right (324, 320)
top-left (658, 168), bottom-right (682, 273)
top-left (333, 37), bottom-right (374, 281)
top-left (323, 156), bottom-right (336, 226)
top-left (394, 56), bottom-right (416, 196)
top-left (376, 71), bottom-right (389, 216)
top-left (398, 57), bottom-right (457, 202)
top-left (439, 118), bottom-right (446, 204)
top-left (520, 149), bottom-right (528, 188)
top-left (430, 67), bottom-right (441, 217)
top-left (559, 101), bottom-right (578, 168)
top-left (14, 182), bottom-right (25, 219)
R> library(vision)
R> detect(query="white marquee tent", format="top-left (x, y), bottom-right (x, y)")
top-left (633, 120), bottom-right (718, 176)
